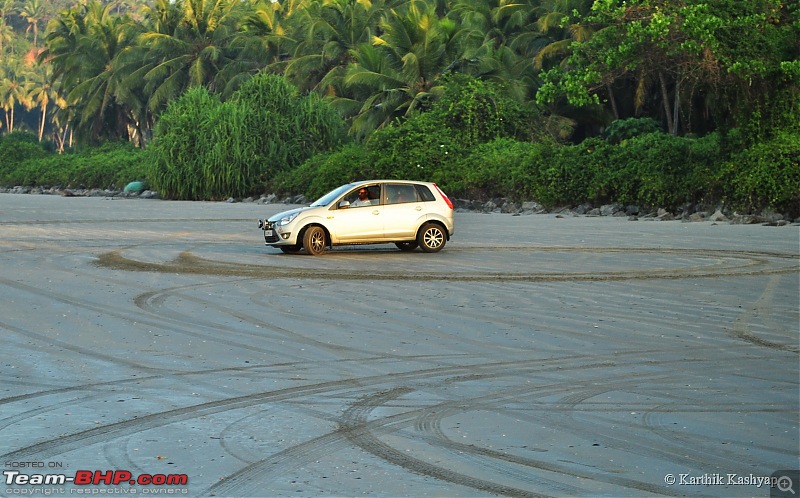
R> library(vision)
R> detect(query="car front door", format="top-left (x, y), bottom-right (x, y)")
top-left (326, 185), bottom-right (384, 243)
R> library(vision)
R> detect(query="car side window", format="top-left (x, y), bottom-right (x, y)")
top-left (386, 184), bottom-right (418, 205)
top-left (343, 185), bottom-right (379, 208)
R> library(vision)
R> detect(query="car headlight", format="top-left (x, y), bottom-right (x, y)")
top-left (275, 213), bottom-right (299, 226)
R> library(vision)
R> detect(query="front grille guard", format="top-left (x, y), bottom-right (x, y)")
top-left (258, 220), bottom-right (280, 244)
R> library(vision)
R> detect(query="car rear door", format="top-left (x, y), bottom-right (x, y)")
top-left (381, 183), bottom-right (425, 239)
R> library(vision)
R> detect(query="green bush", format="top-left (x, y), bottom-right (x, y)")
top-left (508, 132), bottom-right (724, 210)
top-left (5, 96), bottom-right (792, 219)
top-left (603, 117), bottom-right (661, 144)
top-left (433, 138), bottom-right (547, 200)
top-left (148, 73), bottom-right (346, 200)
top-left (274, 144), bottom-right (370, 200)
top-left (366, 112), bottom-right (464, 181)
top-left (231, 74), bottom-right (347, 174)
top-left (720, 129), bottom-right (800, 216)
top-left (435, 74), bottom-right (538, 144)
top-left (362, 75), bottom-right (543, 185)
top-left (147, 88), bottom-right (219, 200)
top-left (3, 157), bottom-right (66, 186)
top-left (279, 131), bottom-right (741, 213)
top-left (608, 133), bottom-right (697, 208)
top-left (158, 120), bottom-right (800, 217)
top-left (682, 132), bottom-right (725, 206)
top-left (550, 139), bottom-right (610, 206)
top-left (72, 143), bottom-right (149, 188)
top-left (2, 142), bottom-right (148, 188)
top-left (0, 132), bottom-right (49, 182)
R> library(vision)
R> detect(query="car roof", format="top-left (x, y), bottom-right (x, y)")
top-left (348, 180), bottom-right (432, 186)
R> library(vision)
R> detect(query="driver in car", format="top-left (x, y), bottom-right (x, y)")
top-left (352, 188), bottom-right (374, 207)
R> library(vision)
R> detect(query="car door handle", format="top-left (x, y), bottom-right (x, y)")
top-left (415, 206), bottom-right (422, 211)
top-left (372, 210), bottom-right (380, 215)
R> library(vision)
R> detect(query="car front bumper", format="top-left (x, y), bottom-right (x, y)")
top-left (258, 220), bottom-right (294, 246)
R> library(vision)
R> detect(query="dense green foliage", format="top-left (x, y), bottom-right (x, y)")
top-left (0, 132), bottom-right (148, 188)
top-left (276, 143), bottom-right (372, 200)
top-left (2, 0), bottom-right (796, 142)
top-left (4, 112), bottom-right (798, 217)
top-left (0, 0), bottom-right (797, 216)
top-left (147, 73), bottom-right (345, 200)
top-left (275, 112), bottom-right (800, 217)
top-left (274, 76), bottom-right (544, 198)
top-left (537, 0), bottom-right (799, 136)
top-left (0, 131), bottom-right (47, 168)
top-left (717, 130), bottom-right (800, 215)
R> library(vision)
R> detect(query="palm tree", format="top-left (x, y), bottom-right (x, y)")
top-left (0, 60), bottom-right (33, 133)
top-left (129, 0), bottom-right (247, 116)
top-left (521, 0), bottom-right (599, 137)
top-left (38, 6), bottom-right (80, 141)
top-left (111, 0), bottom-right (178, 143)
top-left (449, 0), bottom-right (531, 50)
top-left (284, 0), bottom-right (386, 94)
top-left (441, 0), bottom-right (545, 105)
top-left (517, 0), bottom-right (589, 66)
top-left (0, 18), bottom-right (12, 52)
top-left (240, 0), bottom-right (305, 64)
top-left (337, 0), bottom-right (457, 136)
top-left (48, 92), bottom-right (70, 151)
top-left (18, 0), bottom-right (50, 46)
top-left (27, 63), bottom-right (57, 141)
top-left (112, 0), bottom-right (145, 18)
top-left (0, 0), bottom-right (13, 52)
top-left (40, 0), bottom-right (138, 142)
top-left (0, 0), bottom-right (10, 19)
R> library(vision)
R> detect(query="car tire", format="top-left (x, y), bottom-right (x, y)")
top-left (417, 223), bottom-right (446, 253)
top-left (303, 226), bottom-right (326, 256)
top-left (280, 245), bottom-right (302, 254)
top-left (395, 241), bottom-right (419, 252)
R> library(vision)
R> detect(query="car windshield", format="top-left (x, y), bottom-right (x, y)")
top-left (309, 184), bottom-right (356, 207)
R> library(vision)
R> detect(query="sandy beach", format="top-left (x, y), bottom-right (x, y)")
top-left (1, 193), bottom-right (797, 497)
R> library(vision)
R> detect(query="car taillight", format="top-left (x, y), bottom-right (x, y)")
top-left (433, 183), bottom-right (454, 210)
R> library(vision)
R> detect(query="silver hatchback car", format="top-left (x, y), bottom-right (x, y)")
top-left (258, 180), bottom-right (455, 255)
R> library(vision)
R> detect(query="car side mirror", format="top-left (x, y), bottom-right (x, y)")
top-left (338, 200), bottom-right (351, 209)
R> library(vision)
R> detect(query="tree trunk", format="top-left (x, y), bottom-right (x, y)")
top-left (606, 83), bottom-right (619, 120)
top-left (672, 77), bottom-right (680, 136)
top-left (59, 125), bottom-right (70, 152)
top-left (39, 103), bottom-right (47, 142)
top-left (658, 70), bottom-right (674, 134)
top-left (53, 128), bottom-right (63, 153)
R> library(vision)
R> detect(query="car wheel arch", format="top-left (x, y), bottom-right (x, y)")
top-left (299, 223), bottom-right (332, 247)
top-left (417, 220), bottom-right (450, 240)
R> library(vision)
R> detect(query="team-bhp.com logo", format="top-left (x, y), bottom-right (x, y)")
top-left (5, 469), bottom-right (188, 486)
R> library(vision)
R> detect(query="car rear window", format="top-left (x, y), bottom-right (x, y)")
top-left (414, 185), bottom-right (435, 202)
